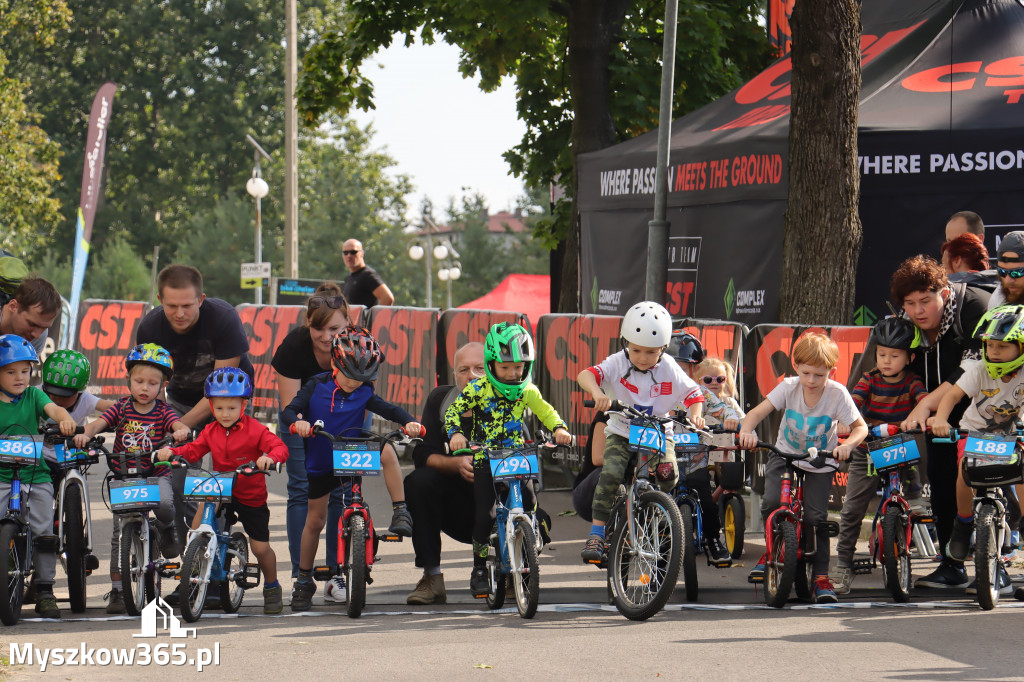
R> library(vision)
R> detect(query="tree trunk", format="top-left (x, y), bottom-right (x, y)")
top-left (557, 0), bottom-right (629, 313)
top-left (779, 0), bottom-right (863, 325)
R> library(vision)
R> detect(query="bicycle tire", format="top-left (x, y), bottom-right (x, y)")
top-left (180, 535), bottom-right (212, 623)
top-left (511, 518), bottom-right (540, 619)
top-left (608, 489), bottom-right (683, 621)
top-left (679, 503), bottom-right (699, 602)
top-left (120, 521), bottom-right (148, 616)
top-left (764, 519), bottom-right (797, 608)
top-left (974, 506), bottom-right (1000, 611)
top-left (63, 483), bottom-right (88, 613)
top-left (720, 495), bottom-right (745, 559)
top-left (881, 506), bottom-right (911, 603)
top-left (0, 522), bottom-right (25, 626)
top-left (220, 532), bottom-right (248, 614)
top-left (346, 515), bottom-right (367, 618)
top-left (794, 559), bottom-right (814, 602)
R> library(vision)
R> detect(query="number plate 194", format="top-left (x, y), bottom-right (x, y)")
top-left (332, 442), bottom-right (382, 476)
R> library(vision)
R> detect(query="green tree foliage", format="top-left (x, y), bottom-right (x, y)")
top-left (27, 234), bottom-right (150, 301)
top-left (296, 1), bottom-right (773, 311)
top-left (12, 0), bottom-right (344, 263)
top-left (0, 0), bottom-right (71, 252)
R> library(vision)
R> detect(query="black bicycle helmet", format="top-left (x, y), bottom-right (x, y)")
top-left (872, 317), bottom-right (921, 351)
top-left (667, 331), bottom-right (704, 364)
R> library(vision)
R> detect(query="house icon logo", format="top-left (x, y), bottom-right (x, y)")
top-left (133, 597), bottom-right (196, 639)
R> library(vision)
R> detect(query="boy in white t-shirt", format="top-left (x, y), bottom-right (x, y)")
top-left (929, 305), bottom-right (1024, 597)
top-left (738, 332), bottom-right (868, 603)
top-left (577, 302), bottom-right (705, 564)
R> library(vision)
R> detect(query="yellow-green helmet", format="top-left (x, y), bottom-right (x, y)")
top-left (42, 349), bottom-right (91, 397)
top-left (974, 305), bottom-right (1024, 379)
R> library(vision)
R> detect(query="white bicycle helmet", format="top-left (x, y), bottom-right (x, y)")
top-left (620, 301), bottom-right (673, 347)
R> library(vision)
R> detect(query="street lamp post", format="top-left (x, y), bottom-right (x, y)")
top-left (408, 215), bottom-right (455, 308)
top-left (245, 135), bottom-right (272, 305)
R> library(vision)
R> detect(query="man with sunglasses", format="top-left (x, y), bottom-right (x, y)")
top-left (342, 239), bottom-right (395, 308)
top-left (988, 232), bottom-right (1024, 311)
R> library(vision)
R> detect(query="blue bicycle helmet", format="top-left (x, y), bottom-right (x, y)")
top-left (204, 367), bottom-right (253, 398)
top-left (124, 343), bottom-right (174, 379)
top-left (0, 334), bottom-right (38, 368)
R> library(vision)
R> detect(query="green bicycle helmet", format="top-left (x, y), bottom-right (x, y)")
top-left (42, 349), bottom-right (91, 397)
top-left (483, 322), bottom-right (535, 401)
top-left (974, 305), bottom-right (1024, 379)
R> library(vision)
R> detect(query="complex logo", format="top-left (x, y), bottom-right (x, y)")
top-left (723, 279), bottom-right (766, 318)
top-left (724, 279), bottom-right (736, 319)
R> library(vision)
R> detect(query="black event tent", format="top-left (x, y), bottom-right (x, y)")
top-left (578, 0), bottom-right (1024, 324)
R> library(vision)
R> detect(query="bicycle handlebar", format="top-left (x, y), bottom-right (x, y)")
top-left (303, 420), bottom-right (422, 446)
top-left (746, 441), bottom-right (836, 470)
top-left (168, 454), bottom-right (281, 476)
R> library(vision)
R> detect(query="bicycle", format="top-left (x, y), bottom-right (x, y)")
top-left (40, 425), bottom-right (102, 613)
top-left (707, 429), bottom-right (748, 560)
top-left (744, 441), bottom-right (839, 608)
top-left (174, 459), bottom-right (273, 622)
top-left (583, 399), bottom-right (684, 621)
top-left (95, 436), bottom-right (188, 616)
top-left (0, 431), bottom-right (52, 625)
top-left (847, 425), bottom-right (926, 603)
top-left (933, 428), bottom-right (1023, 610)
top-left (458, 441), bottom-right (566, 619)
top-left (294, 421), bottom-right (413, 618)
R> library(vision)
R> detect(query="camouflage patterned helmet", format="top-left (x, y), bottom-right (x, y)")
top-left (42, 349), bottom-right (91, 397)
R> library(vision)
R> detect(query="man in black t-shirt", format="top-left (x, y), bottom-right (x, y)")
top-left (136, 264), bottom-right (254, 428)
top-left (342, 239), bottom-right (394, 308)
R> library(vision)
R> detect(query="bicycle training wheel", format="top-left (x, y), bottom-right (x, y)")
top-left (120, 521), bottom-right (149, 616)
top-left (881, 506), bottom-right (911, 603)
top-left (608, 489), bottom-right (683, 621)
top-left (974, 507), bottom-right (1000, 611)
top-left (0, 523), bottom-right (26, 626)
top-left (63, 484), bottom-right (88, 613)
top-left (345, 515), bottom-right (367, 618)
top-left (764, 518), bottom-right (797, 608)
top-left (679, 503), bottom-right (698, 602)
top-left (220, 532), bottom-right (248, 614)
top-left (720, 495), bottom-right (745, 559)
top-left (180, 535), bottom-right (212, 622)
top-left (511, 518), bottom-right (540, 619)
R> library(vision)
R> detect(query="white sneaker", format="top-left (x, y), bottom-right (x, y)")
top-left (830, 565), bottom-right (854, 595)
top-left (324, 576), bottom-right (347, 602)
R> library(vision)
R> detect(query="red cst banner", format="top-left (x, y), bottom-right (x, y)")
top-left (75, 300), bottom-right (152, 401)
top-left (436, 309), bottom-right (531, 386)
top-left (237, 305), bottom-right (305, 420)
top-left (362, 307), bottom-right (439, 420)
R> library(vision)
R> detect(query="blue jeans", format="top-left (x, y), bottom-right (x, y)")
top-left (279, 414), bottom-right (348, 577)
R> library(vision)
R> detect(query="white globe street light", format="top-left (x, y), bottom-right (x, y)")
top-left (433, 243), bottom-right (449, 261)
top-left (246, 176), bottom-right (269, 199)
top-left (448, 264), bottom-right (461, 280)
top-left (408, 243), bottom-right (425, 261)
top-left (438, 268), bottom-right (450, 282)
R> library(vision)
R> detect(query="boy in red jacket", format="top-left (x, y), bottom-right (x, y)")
top-left (156, 367), bottom-right (288, 614)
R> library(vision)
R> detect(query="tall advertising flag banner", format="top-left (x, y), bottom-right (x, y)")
top-left (68, 82), bottom-right (118, 347)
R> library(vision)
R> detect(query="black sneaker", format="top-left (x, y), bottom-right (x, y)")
top-left (946, 517), bottom-right (974, 563)
top-left (291, 579), bottom-right (316, 611)
top-left (34, 593), bottom-right (61, 619)
top-left (581, 534), bottom-right (608, 565)
top-left (1015, 586), bottom-right (1024, 601)
top-left (469, 567), bottom-right (490, 598)
top-left (388, 507), bottom-right (413, 538)
top-left (915, 560), bottom-right (969, 589)
top-left (707, 537), bottom-right (732, 565)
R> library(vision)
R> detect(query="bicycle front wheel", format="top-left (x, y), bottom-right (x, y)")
top-left (180, 535), bottom-right (212, 623)
top-left (511, 518), bottom-right (540, 619)
top-left (721, 495), bottom-right (745, 559)
top-left (63, 483), bottom-right (88, 613)
top-left (609, 490), bottom-right (683, 621)
top-left (974, 507), bottom-right (1000, 611)
top-left (764, 518), bottom-right (797, 608)
top-left (881, 506), bottom-right (911, 603)
top-left (345, 516), bottom-right (367, 618)
top-left (120, 521), bottom-right (148, 616)
top-left (0, 523), bottom-right (26, 626)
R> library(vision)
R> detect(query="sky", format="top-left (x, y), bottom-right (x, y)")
top-left (349, 37), bottom-right (528, 221)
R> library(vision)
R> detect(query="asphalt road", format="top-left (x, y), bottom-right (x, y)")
top-left (3, 466), bottom-right (1023, 680)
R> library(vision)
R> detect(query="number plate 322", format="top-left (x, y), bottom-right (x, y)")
top-left (332, 442), bottom-right (382, 476)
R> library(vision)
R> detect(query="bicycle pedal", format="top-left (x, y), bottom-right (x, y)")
top-left (747, 574), bottom-right (764, 584)
top-left (377, 532), bottom-right (402, 543)
top-left (472, 591), bottom-right (489, 599)
top-left (159, 562), bottom-right (181, 578)
top-left (825, 521), bottom-right (840, 537)
top-left (312, 566), bottom-right (334, 582)
top-left (85, 554), bottom-right (100, 572)
top-left (710, 559), bottom-right (733, 569)
top-left (911, 514), bottom-right (934, 523)
top-left (851, 559), bottom-right (874, 575)
top-left (233, 563), bottom-right (262, 589)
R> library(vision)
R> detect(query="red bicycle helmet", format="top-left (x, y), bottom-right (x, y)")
top-left (331, 326), bottom-right (384, 382)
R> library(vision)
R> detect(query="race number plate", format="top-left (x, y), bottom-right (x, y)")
top-left (55, 443), bottom-right (91, 469)
top-left (0, 435), bottom-right (42, 466)
top-left (109, 478), bottom-right (161, 511)
top-left (628, 420), bottom-right (666, 454)
top-left (868, 433), bottom-right (921, 472)
top-left (489, 448), bottom-right (539, 482)
top-left (963, 431), bottom-right (1016, 464)
top-left (183, 473), bottom-right (237, 502)
top-left (332, 441), bottom-right (382, 476)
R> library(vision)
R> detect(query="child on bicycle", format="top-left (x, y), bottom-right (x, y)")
top-left (831, 317), bottom-right (928, 595)
top-left (155, 367), bottom-right (289, 614)
top-left (669, 332), bottom-right (740, 564)
top-left (73, 343), bottom-right (191, 599)
top-left (738, 331), bottom-right (867, 603)
top-left (282, 326), bottom-right (423, 611)
top-left (928, 305), bottom-right (1024, 597)
top-left (577, 302), bottom-right (706, 564)
top-left (0, 334), bottom-right (76, 619)
top-left (444, 322), bottom-right (572, 597)
top-left (37, 349), bottom-right (117, 611)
